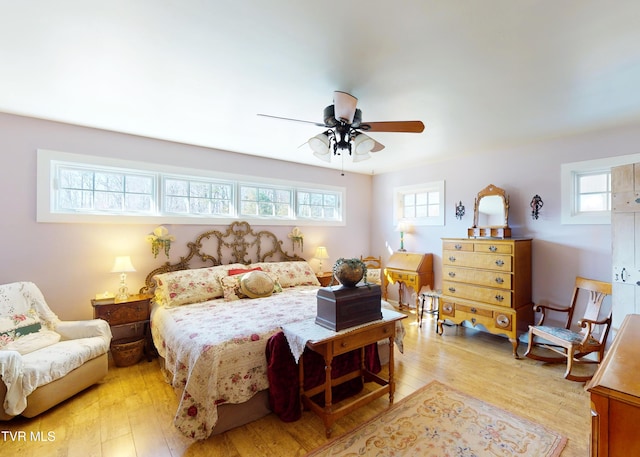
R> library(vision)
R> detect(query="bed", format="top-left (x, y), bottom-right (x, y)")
top-left (142, 221), bottom-right (404, 440)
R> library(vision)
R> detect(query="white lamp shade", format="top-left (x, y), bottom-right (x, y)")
top-left (353, 133), bottom-right (375, 155)
top-left (309, 133), bottom-right (330, 154)
top-left (111, 256), bottom-right (136, 273)
top-left (352, 151), bottom-right (371, 162)
top-left (314, 246), bottom-right (329, 259)
top-left (395, 221), bottom-right (411, 233)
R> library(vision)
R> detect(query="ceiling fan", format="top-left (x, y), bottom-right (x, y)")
top-left (258, 91), bottom-right (425, 163)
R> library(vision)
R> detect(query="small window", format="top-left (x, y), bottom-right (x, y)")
top-left (297, 190), bottom-right (341, 220)
top-left (163, 177), bottom-right (234, 216)
top-left (394, 180), bottom-right (445, 226)
top-left (561, 153), bottom-right (640, 225)
top-left (576, 171), bottom-right (611, 213)
top-left (55, 164), bottom-right (155, 214)
top-left (239, 185), bottom-right (292, 218)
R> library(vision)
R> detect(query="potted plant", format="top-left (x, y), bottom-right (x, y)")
top-left (332, 258), bottom-right (368, 287)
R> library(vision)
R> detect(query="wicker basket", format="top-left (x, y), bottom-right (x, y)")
top-left (110, 337), bottom-right (145, 367)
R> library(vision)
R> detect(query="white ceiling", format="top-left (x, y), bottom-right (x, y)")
top-left (2, 1), bottom-right (640, 174)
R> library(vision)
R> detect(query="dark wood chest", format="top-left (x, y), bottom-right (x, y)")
top-left (315, 284), bottom-right (382, 331)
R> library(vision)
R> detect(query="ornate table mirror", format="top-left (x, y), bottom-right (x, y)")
top-left (468, 184), bottom-right (511, 238)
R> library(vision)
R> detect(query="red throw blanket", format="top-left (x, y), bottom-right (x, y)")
top-left (266, 331), bottom-right (381, 422)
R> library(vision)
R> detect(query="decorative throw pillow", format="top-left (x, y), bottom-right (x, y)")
top-left (154, 263), bottom-right (246, 307)
top-left (366, 268), bottom-right (381, 284)
top-left (0, 308), bottom-right (42, 349)
top-left (240, 271), bottom-right (275, 299)
top-left (250, 261), bottom-right (320, 288)
top-left (0, 329), bottom-right (60, 354)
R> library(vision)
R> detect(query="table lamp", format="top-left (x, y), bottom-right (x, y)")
top-left (111, 256), bottom-right (136, 300)
top-left (314, 246), bottom-right (330, 273)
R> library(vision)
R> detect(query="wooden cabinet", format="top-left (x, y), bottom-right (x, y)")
top-left (438, 238), bottom-right (533, 357)
top-left (383, 252), bottom-right (434, 309)
top-left (586, 314), bottom-right (640, 456)
top-left (92, 293), bottom-right (153, 364)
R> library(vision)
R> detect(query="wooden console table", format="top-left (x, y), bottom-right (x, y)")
top-left (282, 309), bottom-right (406, 437)
top-left (586, 314), bottom-right (640, 456)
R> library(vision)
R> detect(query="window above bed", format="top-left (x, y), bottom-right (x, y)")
top-left (37, 149), bottom-right (345, 226)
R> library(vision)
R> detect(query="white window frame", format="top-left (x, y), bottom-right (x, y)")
top-left (393, 180), bottom-right (445, 226)
top-left (561, 153), bottom-right (640, 225)
top-left (37, 149), bottom-right (346, 226)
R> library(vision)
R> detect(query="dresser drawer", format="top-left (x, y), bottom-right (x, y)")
top-left (440, 300), bottom-right (514, 332)
top-left (443, 281), bottom-right (512, 307)
top-left (443, 240), bottom-right (473, 252)
top-left (386, 270), bottom-right (418, 286)
top-left (443, 251), bottom-right (512, 272)
top-left (443, 266), bottom-right (512, 289)
top-left (331, 322), bottom-right (394, 356)
top-left (94, 301), bottom-right (149, 326)
top-left (473, 242), bottom-right (513, 254)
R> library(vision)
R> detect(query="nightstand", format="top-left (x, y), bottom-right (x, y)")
top-left (316, 272), bottom-right (334, 287)
top-left (91, 293), bottom-right (153, 366)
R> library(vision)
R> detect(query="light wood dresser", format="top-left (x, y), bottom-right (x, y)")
top-left (438, 238), bottom-right (533, 357)
top-left (586, 314), bottom-right (640, 457)
top-left (383, 252), bottom-right (434, 309)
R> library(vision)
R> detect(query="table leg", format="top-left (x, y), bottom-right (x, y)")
top-left (388, 334), bottom-right (395, 404)
top-left (323, 352), bottom-right (334, 438)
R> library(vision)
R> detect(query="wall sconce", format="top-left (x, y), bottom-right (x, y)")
top-left (111, 256), bottom-right (136, 300)
top-left (455, 201), bottom-right (465, 220)
top-left (395, 221), bottom-right (411, 252)
top-left (146, 226), bottom-right (175, 258)
top-left (314, 246), bottom-right (330, 273)
top-left (288, 227), bottom-right (304, 251)
top-left (530, 194), bottom-right (543, 220)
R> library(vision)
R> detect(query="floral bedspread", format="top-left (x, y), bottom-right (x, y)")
top-left (150, 286), bottom-right (321, 440)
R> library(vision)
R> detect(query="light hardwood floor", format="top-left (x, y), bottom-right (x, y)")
top-left (1, 313), bottom-right (592, 456)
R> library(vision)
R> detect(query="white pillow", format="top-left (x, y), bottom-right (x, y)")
top-left (0, 330), bottom-right (61, 355)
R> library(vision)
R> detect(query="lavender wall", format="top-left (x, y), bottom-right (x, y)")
top-left (372, 123), bottom-right (640, 307)
top-left (0, 113), bottom-right (372, 320)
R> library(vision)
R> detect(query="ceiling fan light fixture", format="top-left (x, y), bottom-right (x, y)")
top-left (309, 132), bottom-right (331, 155)
top-left (352, 132), bottom-right (375, 155)
top-left (313, 150), bottom-right (332, 162)
top-left (333, 91), bottom-right (358, 123)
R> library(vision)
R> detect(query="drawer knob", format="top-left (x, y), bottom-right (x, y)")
top-left (383, 327), bottom-right (389, 334)
top-left (470, 307), bottom-right (477, 313)
top-left (454, 244), bottom-right (462, 250)
top-left (449, 256), bottom-right (456, 262)
top-left (471, 318), bottom-right (477, 324)
top-left (341, 342), bottom-right (347, 348)
top-left (495, 294), bottom-right (504, 302)
top-left (489, 245), bottom-right (497, 252)
top-left (496, 314), bottom-right (510, 328)
top-left (448, 287), bottom-right (456, 293)
top-left (443, 304), bottom-right (453, 313)
top-left (495, 277), bottom-right (504, 284)
top-left (495, 260), bottom-right (504, 267)
top-left (448, 271), bottom-right (456, 277)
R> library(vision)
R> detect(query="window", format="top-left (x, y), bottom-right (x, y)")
top-left (394, 180), bottom-right (445, 226)
top-left (576, 171), bottom-right (611, 213)
top-left (561, 153), bottom-right (640, 225)
top-left (37, 149), bottom-right (345, 225)
top-left (239, 185), bottom-right (292, 218)
top-left (297, 190), bottom-right (341, 221)
top-left (56, 164), bottom-right (155, 214)
top-left (163, 177), bottom-right (233, 216)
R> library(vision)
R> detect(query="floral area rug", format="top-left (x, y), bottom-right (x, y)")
top-left (306, 380), bottom-right (566, 457)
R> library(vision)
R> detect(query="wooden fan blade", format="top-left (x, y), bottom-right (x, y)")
top-left (257, 113), bottom-right (326, 127)
top-left (360, 120), bottom-right (425, 133)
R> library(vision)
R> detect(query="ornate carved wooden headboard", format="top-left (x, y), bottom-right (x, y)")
top-left (141, 221), bottom-right (304, 293)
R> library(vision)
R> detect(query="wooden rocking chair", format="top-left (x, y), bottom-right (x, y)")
top-left (524, 276), bottom-right (612, 382)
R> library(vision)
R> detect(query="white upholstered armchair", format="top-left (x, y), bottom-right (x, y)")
top-left (0, 281), bottom-right (112, 419)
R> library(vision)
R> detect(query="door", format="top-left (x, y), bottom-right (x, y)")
top-left (611, 163), bottom-right (640, 332)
